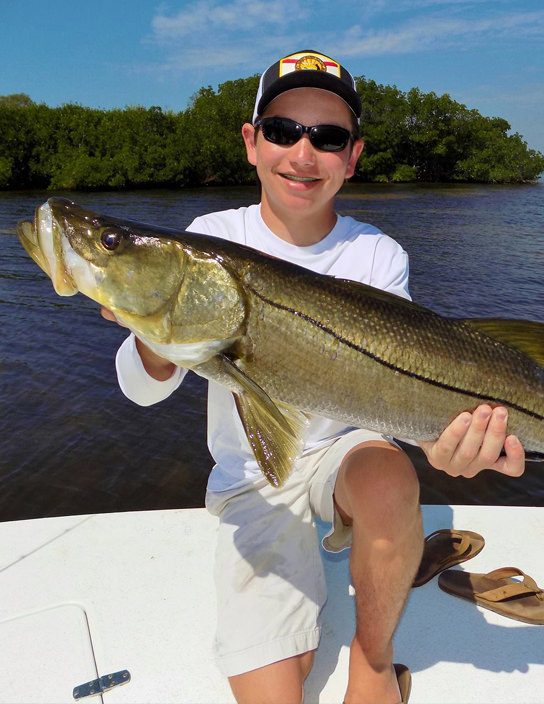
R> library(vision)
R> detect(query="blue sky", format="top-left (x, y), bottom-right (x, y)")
top-left (1, 0), bottom-right (543, 151)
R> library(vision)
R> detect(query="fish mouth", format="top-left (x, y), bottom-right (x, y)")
top-left (17, 201), bottom-right (78, 296)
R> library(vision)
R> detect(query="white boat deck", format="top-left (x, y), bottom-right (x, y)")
top-left (1, 504), bottom-right (543, 703)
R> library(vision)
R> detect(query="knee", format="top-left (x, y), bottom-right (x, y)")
top-left (335, 442), bottom-right (420, 526)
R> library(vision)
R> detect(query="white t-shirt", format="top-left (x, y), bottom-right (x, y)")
top-left (116, 204), bottom-right (410, 492)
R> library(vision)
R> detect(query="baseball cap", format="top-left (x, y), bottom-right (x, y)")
top-left (252, 50), bottom-right (362, 124)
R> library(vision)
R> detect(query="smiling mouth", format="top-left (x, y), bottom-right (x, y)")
top-left (282, 174), bottom-right (319, 183)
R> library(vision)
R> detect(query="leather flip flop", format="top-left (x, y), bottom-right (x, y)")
top-left (413, 529), bottom-right (485, 587)
top-left (341, 664), bottom-right (411, 704)
top-left (394, 663), bottom-right (411, 704)
top-left (438, 567), bottom-right (544, 624)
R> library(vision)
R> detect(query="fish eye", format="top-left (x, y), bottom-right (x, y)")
top-left (101, 230), bottom-right (122, 251)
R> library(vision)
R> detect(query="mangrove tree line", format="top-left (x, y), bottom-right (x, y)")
top-left (1, 75), bottom-right (543, 190)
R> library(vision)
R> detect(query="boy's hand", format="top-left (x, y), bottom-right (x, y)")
top-left (418, 405), bottom-right (525, 478)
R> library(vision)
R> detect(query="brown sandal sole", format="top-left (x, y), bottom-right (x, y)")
top-left (413, 529), bottom-right (485, 587)
top-left (438, 566), bottom-right (544, 624)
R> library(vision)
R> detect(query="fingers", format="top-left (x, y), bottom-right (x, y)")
top-left (457, 405), bottom-right (506, 469)
top-left (419, 412), bottom-right (472, 469)
top-left (100, 306), bottom-right (128, 328)
top-left (419, 405), bottom-right (526, 478)
top-left (489, 434), bottom-right (525, 477)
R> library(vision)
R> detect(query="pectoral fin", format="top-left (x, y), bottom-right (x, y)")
top-left (234, 389), bottom-right (309, 488)
top-left (463, 318), bottom-right (544, 369)
top-left (195, 354), bottom-right (308, 487)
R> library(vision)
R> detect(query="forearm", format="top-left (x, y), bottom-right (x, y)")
top-left (116, 333), bottom-right (186, 406)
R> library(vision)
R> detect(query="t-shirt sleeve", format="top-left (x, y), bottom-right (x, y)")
top-left (115, 333), bottom-right (186, 406)
top-left (186, 216), bottom-right (205, 233)
top-left (187, 214), bottom-right (220, 236)
top-left (369, 236), bottom-right (411, 301)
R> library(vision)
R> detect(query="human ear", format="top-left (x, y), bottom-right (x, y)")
top-left (345, 139), bottom-right (364, 179)
top-left (242, 123), bottom-right (258, 166)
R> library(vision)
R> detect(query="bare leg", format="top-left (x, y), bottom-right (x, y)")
top-left (228, 651), bottom-right (314, 704)
top-left (334, 441), bottom-right (423, 704)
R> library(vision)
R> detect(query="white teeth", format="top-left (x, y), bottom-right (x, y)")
top-left (283, 174), bottom-right (318, 182)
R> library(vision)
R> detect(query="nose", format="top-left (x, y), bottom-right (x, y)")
top-left (289, 134), bottom-right (317, 165)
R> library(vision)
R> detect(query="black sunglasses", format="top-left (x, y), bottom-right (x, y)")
top-left (254, 117), bottom-right (355, 153)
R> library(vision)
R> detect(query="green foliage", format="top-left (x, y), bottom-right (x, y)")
top-left (0, 157), bottom-right (11, 187)
top-left (356, 78), bottom-right (411, 181)
top-left (0, 93), bottom-right (35, 107)
top-left (0, 76), bottom-right (542, 190)
top-left (355, 77), bottom-right (544, 183)
top-left (391, 164), bottom-right (417, 182)
top-left (181, 76), bottom-right (259, 185)
top-left (452, 118), bottom-right (544, 183)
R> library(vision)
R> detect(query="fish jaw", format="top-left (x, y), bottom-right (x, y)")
top-left (17, 202), bottom-right (78, 296)
top-left (18, 198), bottom-right (188, 340)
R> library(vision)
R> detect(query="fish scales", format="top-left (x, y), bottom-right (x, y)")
top-left (223, 254), bottom-right (544, 445)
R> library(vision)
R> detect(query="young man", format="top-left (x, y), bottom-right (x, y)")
top-left (104, 50), bottom-right (525, 704)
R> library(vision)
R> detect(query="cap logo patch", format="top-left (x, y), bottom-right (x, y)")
top-left (279, 52), bottom-right (341, 78)
top-left (295, 55), bottom-right (326, 71)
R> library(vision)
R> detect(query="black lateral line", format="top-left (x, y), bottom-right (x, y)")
top-left (249, 285), bottom-right (544, 423)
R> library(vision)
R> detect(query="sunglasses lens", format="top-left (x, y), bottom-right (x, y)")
top-left (310, 125), bottom-right (350, 152)
top-left (261, 118), bottom-right (301, 145)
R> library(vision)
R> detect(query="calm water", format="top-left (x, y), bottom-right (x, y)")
top-left (1, 183), bottom-right (544, 521)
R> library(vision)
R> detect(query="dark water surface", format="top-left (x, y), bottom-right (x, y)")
top-left (1, 183), bottom-right (544, 521)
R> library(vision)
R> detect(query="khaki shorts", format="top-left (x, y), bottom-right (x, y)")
top-left (205, 428), bottom-right (397, 677)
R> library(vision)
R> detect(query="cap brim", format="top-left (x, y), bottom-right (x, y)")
top-left (256, 71), bottom-right (361, 119)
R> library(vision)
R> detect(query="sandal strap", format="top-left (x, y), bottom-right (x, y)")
top-left (423, 529), bottom-right (472, 564)
top-left (424, 529), bottom-right (472, 552)
top-left (476, 567), bottom-right (544, 603)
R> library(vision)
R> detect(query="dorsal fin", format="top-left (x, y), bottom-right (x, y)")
top-left (462, 318), bottom-right (544, 368)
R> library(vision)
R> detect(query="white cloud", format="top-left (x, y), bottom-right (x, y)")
top-left (148, 2), bottom-right (544, 69)
top-left (151, 0), bottom-right (308, 41)
top-left (141, 1), bottom-right (544, 94)
top-left (332, 10), bottom-right (544, 58)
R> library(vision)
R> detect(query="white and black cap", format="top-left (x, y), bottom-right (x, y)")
top-left (252, 50), bottom-right (362, 123)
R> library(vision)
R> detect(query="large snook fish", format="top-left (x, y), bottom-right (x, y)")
top-left (17, 197), bottom-right (544, 486)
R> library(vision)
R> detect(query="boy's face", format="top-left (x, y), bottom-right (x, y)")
top-left (242, 88), bottom-right (364, 226)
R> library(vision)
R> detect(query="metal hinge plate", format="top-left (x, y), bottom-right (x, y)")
top-left (73, 670), bottom-right (131, 699)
